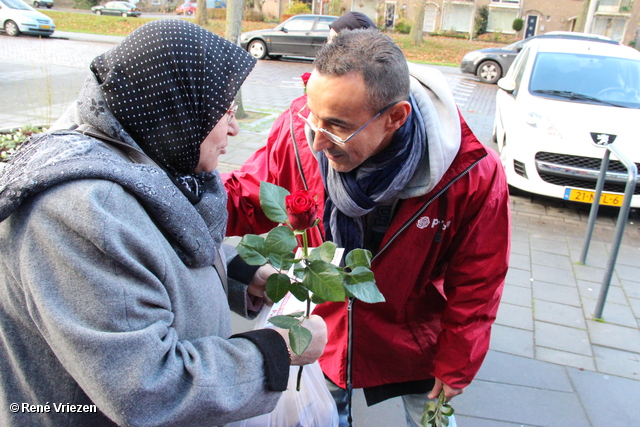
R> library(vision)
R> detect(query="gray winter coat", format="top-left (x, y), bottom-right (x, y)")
top-left (0, 130), bottom-right (289, 426)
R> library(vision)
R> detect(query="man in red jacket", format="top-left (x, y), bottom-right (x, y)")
top-left (223, 29), bottom-right (510, 427)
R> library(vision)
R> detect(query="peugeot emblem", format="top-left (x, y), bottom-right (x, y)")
top-left (590, 132), bottom-right (617, 146)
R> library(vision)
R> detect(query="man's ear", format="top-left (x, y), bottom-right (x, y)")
top-left (384, 100), bottom-right (412, 132)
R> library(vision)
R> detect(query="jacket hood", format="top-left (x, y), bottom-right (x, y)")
top-left (399, 63), bottom-right (461, 198)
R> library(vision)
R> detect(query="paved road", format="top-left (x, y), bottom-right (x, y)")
top-left (2, 33), bottom-right (640, 426)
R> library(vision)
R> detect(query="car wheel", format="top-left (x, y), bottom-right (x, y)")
top-left (46, 4), bottom-right (52, 7)
top-left (187, 10), bottom-right (192, 15)
top-left (122, 12), bottom-right (128, 17)
top-left (4, 20), bottom-right (20, 37)
top-left (247, 39), bottom-right (268, 60)
top-left (33, 1), bottom-right (40, 7)
top-left (95, 10), bottom-right (102, 15)
top-left (476, 60), bottom-right (502, 84)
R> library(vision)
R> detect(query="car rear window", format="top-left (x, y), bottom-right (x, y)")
top-left (2, 0), bottom-right (31, 9)
top-left (315, 17), bottom-right (335, 31)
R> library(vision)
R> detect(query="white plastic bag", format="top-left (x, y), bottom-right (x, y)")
top-left (228, 360), bottom-right (338, 427)
top-left (228, 294), bottom-right (338, 427)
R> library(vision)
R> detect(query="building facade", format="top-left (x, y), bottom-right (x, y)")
top-left (410, 0), bottom-right (640, 45)
top-left (262, 0), bottom-right (639, 45)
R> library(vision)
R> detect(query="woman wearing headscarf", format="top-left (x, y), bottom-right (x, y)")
top-left (0, 20), bottom-right (326, 427)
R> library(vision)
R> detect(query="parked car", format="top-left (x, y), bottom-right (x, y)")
top-left (494, 37), bottom-right (640, 208)
top-left (91, 1), bottom-right (141, 17)
top-left (240, 14), bottom-right (337, 60)
top-left (461, 32), bottom-right (619, 84)
top-left (32, 0), bottom-right (53, 8)
top-left (0, 0), bottom-right (54, 37)
top-left (175, 2), bottom-right (196, 15)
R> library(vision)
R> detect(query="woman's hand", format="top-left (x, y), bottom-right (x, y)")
top-left (247, 265), bottom-right (276, 306)
top-left (275, 315), bottom-right (328, 366)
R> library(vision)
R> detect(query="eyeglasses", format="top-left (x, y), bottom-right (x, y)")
top-left (226, 102), bottom-right (238, 123)
top-left (297, 102), bottom-right (397, 146)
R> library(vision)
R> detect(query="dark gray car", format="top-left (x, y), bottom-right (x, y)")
top-left (460, 32), bottom-right (619, 84)
top-left (240, 14), bottom-right (337, 60)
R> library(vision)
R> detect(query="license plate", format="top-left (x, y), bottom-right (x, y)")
top-left (563, 188), bottom-right (623, 207)
top-left (40, 25), bottom-right (50, 29)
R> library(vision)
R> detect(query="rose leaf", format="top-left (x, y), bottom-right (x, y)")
top-left (268, 314), bottom-right (300, 329)
top-left (345, 248), bottom-right (373, 269)
top-left (289, 324), bottom-right (312, 356)
top-left (268, 251), bottom-right (296, 271)
top-left (236, 234), bottom-right (267, 265)
top-left (344, 267), bottom-right (385, 303)
top-left (259, 182), bottom-right (290, 224)
top-left (303, 260), bottom-right (345, 302)
top-left (265, 226), bottom-right (298, 254)
top-left (309, 241), bottom-right (337, 263)
top-left (266, 273), bottom-right (293, 303)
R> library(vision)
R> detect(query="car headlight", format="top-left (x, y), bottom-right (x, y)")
top-left (525, 112), bottom-right (561, 137)
top-left (462, 51), bottom-right (481, 62)
top-left (240, 34), bottom-right (249, 42)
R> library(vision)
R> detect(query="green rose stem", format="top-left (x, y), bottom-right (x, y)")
top-left (296, 229), bottom-right (310, 391)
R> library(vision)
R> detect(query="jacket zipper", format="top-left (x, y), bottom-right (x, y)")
top-left (346, 297), bottom-right (354, 425)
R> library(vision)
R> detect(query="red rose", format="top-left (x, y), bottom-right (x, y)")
top-left (301, 72), bottom-right (311, 86)
top-left (285, 190), bottom-right (318, 230)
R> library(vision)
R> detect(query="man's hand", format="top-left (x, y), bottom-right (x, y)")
top-left (247, 265), bottom-right (276, 305)
top-left (427, 378), bottom-right (465, 402)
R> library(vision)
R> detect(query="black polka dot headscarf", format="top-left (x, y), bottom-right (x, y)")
top-left (90, 19), bottom-right (256, 175)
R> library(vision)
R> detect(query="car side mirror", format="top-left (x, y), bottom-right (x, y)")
top-left (497, 78), bottom-right (516, 94)
top-left (281, 28), bottom-right (288, 33)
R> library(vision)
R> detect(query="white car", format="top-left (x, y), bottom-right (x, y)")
top-left (494, 37), bottom-right (640, 208)
top-left (0, 0), bottom-right (54, 37)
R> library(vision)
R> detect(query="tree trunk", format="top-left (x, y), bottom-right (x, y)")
top-left (410, 0), bottom-right (425, 46)
top-left (195, 0), bottom-right (208, 26)
top-left (226, 0), bottom-right (249, 119)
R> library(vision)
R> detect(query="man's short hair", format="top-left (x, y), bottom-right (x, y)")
top-left (314, 29), bottom-right (410, 114)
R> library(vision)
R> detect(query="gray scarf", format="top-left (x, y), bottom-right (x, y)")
top-left (316, 94), bottom-right (427, 253)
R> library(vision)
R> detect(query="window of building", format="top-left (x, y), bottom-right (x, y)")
top-left (488, 7), bottom-right (519, 33)
top-left (443, 3), bottom-right (473, 32)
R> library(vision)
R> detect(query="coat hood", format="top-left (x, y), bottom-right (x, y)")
top-left (401, 63), bottom-right (461, 199)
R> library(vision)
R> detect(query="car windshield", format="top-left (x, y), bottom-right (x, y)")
top-left (504, 40), bottom-right (524, 51)
top-left (530, 52), bottom-right (640, 108)
top-left (2, 0), bottom-right (31, 10)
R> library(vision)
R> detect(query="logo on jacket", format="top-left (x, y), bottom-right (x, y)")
top-left (590, 132), bottom-right (616, 146)
top-left (416, 216), bottom-right (450, 230)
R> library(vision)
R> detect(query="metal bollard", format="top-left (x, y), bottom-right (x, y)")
top-left (578, 143), bottom-right (637, 320)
